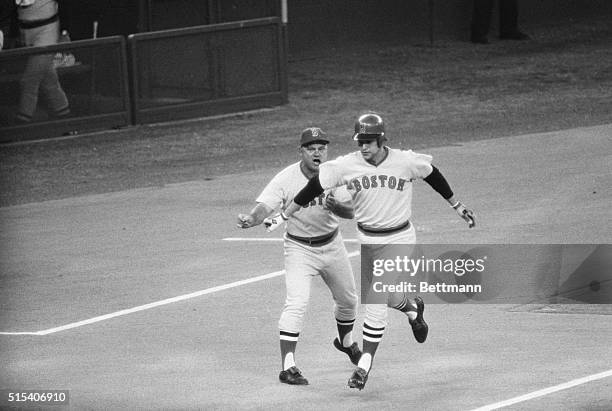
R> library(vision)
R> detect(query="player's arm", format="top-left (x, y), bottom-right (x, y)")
top-left (263, 175), bottom-right (324, 232)
top-left (423, 166), bottom-right (475, 228)
top-left (288, 175), bottom-right (324, 217)
top-left (237, 202), bottom-right (274, 229)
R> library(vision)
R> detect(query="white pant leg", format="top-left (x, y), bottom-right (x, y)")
top-left (319, 234), bottom-right (358, 322)
top-left (278, 240), bottom-right (321, 333)
top-left (358, 225), bottom-right (417, 327)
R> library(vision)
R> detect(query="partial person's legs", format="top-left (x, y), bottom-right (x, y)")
top-left (319, 238), bottom-right (361, 364)
top-left (389, 294), bottom-right (428, 343)
top-left (40, 66), bottom-right (70, 118)
top-left (17, 20), bottom-right (69, 122)
top-left (349, 228), bottom-right (426, 389)
top-left (346, 241), bottom-right (388, 389)
top-left (386, 241), bottom-right (428, 343)
top-left (499, 0), bottom-right (529, 39)
top-left (37, 22), bottom-right (69, 117)
top-left (348, 304), bottom-right (387, 390)
top-left (277, 242), bottom-right (317, 385)
top-left (17, 53), bottom-right (48, 122)
top-left (471, 0), bottom-right (494, 43)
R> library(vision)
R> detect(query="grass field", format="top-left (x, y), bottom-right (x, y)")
top-left (0, 15), bottom-right (611, 411)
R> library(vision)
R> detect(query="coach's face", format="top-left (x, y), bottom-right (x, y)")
top-left (300, 143), bottom-right (328, 173)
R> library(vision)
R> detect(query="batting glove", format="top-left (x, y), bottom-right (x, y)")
top-left (263, 212), bottom-right (288, 232)
top-left (452, 201), bottom-right (476, 228)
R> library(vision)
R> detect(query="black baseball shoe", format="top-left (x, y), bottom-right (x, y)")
top-left (333, 338), bottom-right (362, 365)
top-left (409, 296), bottom-right (428, 343)
top-left (348, 367), bottom-right (369, 390)
top-left (279, 366), bottom-right (309, 385)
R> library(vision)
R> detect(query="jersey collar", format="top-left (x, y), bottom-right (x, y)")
top-left (363, 146), bottom-right (389, 167)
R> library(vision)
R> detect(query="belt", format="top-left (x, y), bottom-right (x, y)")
top-left (357, 219), bottom-right (411, 236)
top-left (19, 13), bottom-right (59, 29)
top-left (286, 229), bottom-right (338, 247)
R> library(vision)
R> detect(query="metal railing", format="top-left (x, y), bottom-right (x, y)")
top-left (128, 17), bottom-right (287, 124)
top-left (0, 17), bottom-right (288, 143)
top-left (0, 36), bottom-right (131, 143)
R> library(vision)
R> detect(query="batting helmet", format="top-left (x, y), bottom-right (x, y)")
top-left (353, 113), bottom-right (386, 142)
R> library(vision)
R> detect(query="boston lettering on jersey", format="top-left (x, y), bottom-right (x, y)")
top-left (302, 193), bottom-right (327, 208)
top-left (347, 174), bottom-right (411, 193)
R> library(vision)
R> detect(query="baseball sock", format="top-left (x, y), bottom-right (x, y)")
top-left (392, 293), bottom-right (417, 321)
top-left (336, 318), bottom-right (355, 347)
top-left (358, 322), bottom-right (385, 372)
top-left (280, 331), bottom-right (299, 370)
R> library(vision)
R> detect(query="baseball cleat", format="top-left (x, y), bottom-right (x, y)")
top-left (348, 367), bottom-right (369, 390)
top-left (409, 296), bottom-right (428, 343)
top-left (279, 366), bottom-right (309, 385)
top-left (333, 338), bottom-right (362, 365)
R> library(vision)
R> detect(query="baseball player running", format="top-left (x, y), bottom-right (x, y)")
top-left (267, 113), bottom-right (475, 390)
top-left (237, 127), bottom-right (362, 386)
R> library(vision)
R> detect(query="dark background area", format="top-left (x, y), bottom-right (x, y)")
top-left (57, 0), bottom-right (280, 40)
top-left (1, 13), bottom-right (611, 207)
top-left (55, 0), bottom-right (612, 53)
top-left (1, 1), bottom-right (611, 206)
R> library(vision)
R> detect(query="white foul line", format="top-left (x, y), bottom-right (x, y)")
top-left (0, 250), bottom-right (360, 336)
top-left (223, 237), bottom-right (284, 241)
top-left (469, 369), bottom-right (612, 410)
top-left (223, 237), bottom-right (359, 243)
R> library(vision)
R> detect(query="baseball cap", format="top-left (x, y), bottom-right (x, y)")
top-left (300, 127), bottom-right (329, 146)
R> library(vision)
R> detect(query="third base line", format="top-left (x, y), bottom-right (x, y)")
top-left (0, 250), bottom-right (360, 336)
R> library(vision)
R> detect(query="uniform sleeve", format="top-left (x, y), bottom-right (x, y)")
top-left (255, 174), bottom-right (285, 210)
top-left (406, 150), bottom-right (434, 179)
top-left (318, 157), bottom-right (347, 189)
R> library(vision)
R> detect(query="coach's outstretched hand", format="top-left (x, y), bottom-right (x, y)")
top-left (452, 201), bottom-right (476, 228)
top-left (237, 213), bottom-right (256, 229)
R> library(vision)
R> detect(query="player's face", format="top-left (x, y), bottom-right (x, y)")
top-left (358, 139), bottom-right (383, 163)
top-left (300, 143), bottom-right (328, 173)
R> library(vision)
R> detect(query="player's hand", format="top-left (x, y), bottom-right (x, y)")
top-left (263, 212), bottom-right (287, 232)
top-left (237, 213), bottom-right (255, 229)
top-left (452, 201), bottom-right (476, 228)
top-left (324, 192), bottom-right (354, 219)
top-left (324, 192), bottom-right (337, 210)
